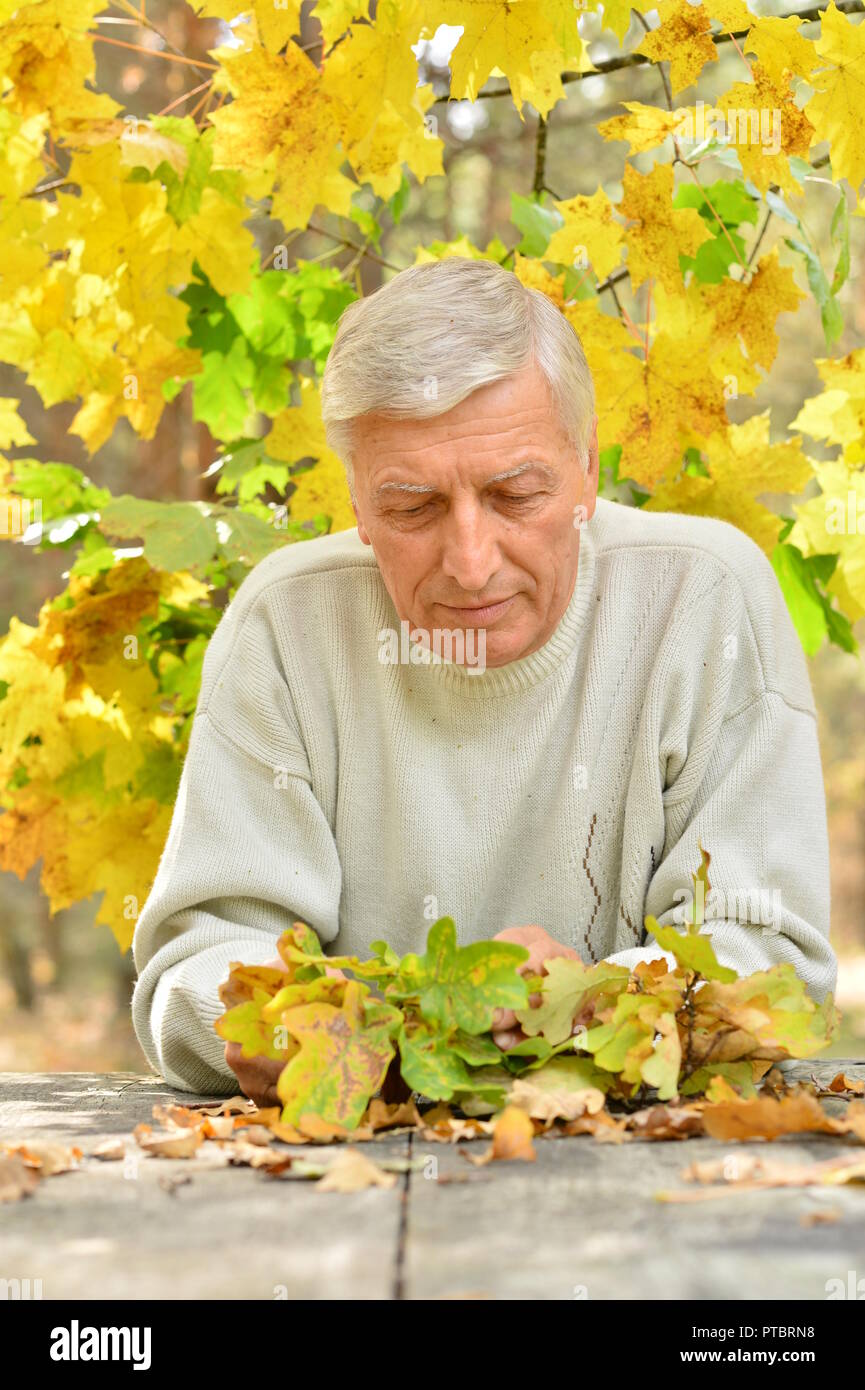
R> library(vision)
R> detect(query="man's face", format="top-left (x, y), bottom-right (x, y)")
top-left (349, 363), bottom-right (599, 668)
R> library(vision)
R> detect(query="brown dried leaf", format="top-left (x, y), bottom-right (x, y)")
top-left (627, 1103), bottom-right (706, 1140)
top-left (363, 1097), bottom-right (422, 1131)
top-left (0, 1154), bottom-right (40, 1202)
top-left (89, 1137), bottom-right (126, 1161)
top-left (1, 1141), bottom-right (82, 1175)
top-left (508, 1078), bottom-right (606, 1123)
top-left (489, 1105), bottom-right (537, 1162)
top-left (562, 1111), bottom-right (632, 1142)
top-left (315, 1147), bottom-right (399, 1192)
top-left (702, 1093), bottom-right (838, 1141)
top-left (133, 1124), bottom-right (204, 1158)
top-left (183, 1097), bottom-right (259, 1116)
top-left (657, 1150), bottom-right (865, 1201)
top-left (151, 1103), bottom-right (207, 1131)
top-left (828, 1072), bottom-right (865, 1096)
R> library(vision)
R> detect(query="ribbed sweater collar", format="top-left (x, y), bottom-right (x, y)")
top-left (390, 520), bottom-right (598, 698)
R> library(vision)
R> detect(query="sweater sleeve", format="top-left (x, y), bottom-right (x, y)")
top-left (608, 690), bottom-right (837, 1003)
top-left (131, 586), bottom-right (342, 1095)
top-left (607, 546), bottom-right (837, 1008)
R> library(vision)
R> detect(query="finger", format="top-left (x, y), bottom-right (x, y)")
top-left (491, 1027), bottom-right (526, 1053)
top-left (491, 1006), bottom-right (518, 1031)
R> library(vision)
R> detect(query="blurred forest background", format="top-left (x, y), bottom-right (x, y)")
top-left (1, 0), bottom-right (864, 1070)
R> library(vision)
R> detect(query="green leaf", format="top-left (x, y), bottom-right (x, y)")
top-left (390, 917), bottom-right (530, 1035)
top-left (830, 191), bottom-right (850, 295)
top-left (510, 191), bottom-right (563, 258)
top-left (99, 497), bottom-right (220, 573)
top-left (646, 919), bottom-right (738, 982)
top-left (397, 1020), bottom-right (473, 1100)
top-left (784, 235), bottom-right (844, 348)
top-left (192, 338), bottom-right (256, 441)
top-left (771, 541), bottom-right (857, 656)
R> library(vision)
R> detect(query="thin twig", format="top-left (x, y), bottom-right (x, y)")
top-left (88, 32), bottom-right (219, 69)
top-left (478, 1), bottom-right (865, 99)
top-left (533, 113), bottom-right (548, 197)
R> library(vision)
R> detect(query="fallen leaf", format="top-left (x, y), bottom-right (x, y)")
top-left (656, 1150), bottom-right (865, 1200)
top-left (627, 1103), bottom-right (706, 1140)
top-left (702, 1093), bottom-right (838, 1141)
top-left (180, 1096), bottom-right (258, 1116)
top-left (479, 1105), bottom-right (537, 1163)
top-left (508, 1077), bottom-right (606, 1122)
top-left (1, 1141), bottom-right (82, 1175)
top-left (828, 1072), bottom-right (865, 1095)
top-left (363, 1097), bottom-right (422, 1130)
top-left (89, 1138), bottom-right (126, 1161)
top-left (133, 1124), bottom-right (204, 1158)
top-left (315, 1147), bottom-right (399, 1192)
top-left (0, 1154), bottom-right (40, 1202)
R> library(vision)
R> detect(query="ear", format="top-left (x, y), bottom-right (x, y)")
top-left (351, 494), bottom-right (372, 546)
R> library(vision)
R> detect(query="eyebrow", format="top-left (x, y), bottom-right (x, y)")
top-left (372, 461), bottom-right (556, 501)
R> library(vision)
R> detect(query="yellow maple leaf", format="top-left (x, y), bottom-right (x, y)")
top-left (791, 348), bottom-right (865, 463)
top-left (598, 101), bottom-right (688, 154)
top-left (715, 63), bottom-right (813, 196)
top-left (289, 454), bottom-right (357, 533)
top-left (423, 0), bottom-right (583, 118)
top-left (193, 0), bottom-right (303, 51)
top-left (636, 0), bottom-right (718, 96)
top-left (314, 0), bottom-right (371, 46)
top-left (0, 399), bottom-right (34, 450)
top-left (599, 0), bottom-right (658, 43)
top-left (177, 186), bottom-right (257, 298)
top-left (698, 250), bottom-right (804, 388)
top-left (546, 188), bottom-right (625, 283)
top-left (789, 458), bottom-right (865, 614)
top-left (603, 327), bottom-right (729, 488)
top-left (804, 1), bottom-right (865, 194)
top-left (0, 0), bottom-right (121, 135)
top-left (209, 42), bottom-right (357, 232)
top-left (618, 161), bottom-right (711, 292)
top-left (268, 379), bottom-right (357, 533)
top-left (644, 413), bottom-right (815, 554)
top-left (0, 107), bottom-right (47, 198)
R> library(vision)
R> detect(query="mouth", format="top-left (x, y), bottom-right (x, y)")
top-left (438, 595), bottom-right (517, 625)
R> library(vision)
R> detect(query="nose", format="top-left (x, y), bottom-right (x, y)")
top-left (439, 495), bottom-right (501, 597)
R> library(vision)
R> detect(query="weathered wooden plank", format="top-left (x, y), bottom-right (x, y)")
top-left (0, 1072), bottom-right (408, 1300)
top-left (1, 1063), bottom-right (863, 1301)
top-left (402, 1060), bottom-right (865, 1301)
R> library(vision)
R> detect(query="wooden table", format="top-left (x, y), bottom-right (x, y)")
top-left (2, 1063), bottom-right (864, 1301)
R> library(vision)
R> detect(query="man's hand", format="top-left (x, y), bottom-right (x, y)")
top-left (223, 954), bottom-right (346, 1109)
top-left (490, 925), bottom-right (581, 1052)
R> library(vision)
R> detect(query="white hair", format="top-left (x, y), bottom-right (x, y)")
top-left (319, 257), bottom-right (596, 497)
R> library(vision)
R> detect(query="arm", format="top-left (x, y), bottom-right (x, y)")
top-left (610, 691), bottom-right (836, 998)
top-left (131, 587), bottom-right (342, 1095)
top-left (607, 549), bottom-right (837, 1002)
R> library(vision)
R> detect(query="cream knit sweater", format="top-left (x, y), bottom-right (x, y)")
top-left (131, 497), bottom-right (837, 1094)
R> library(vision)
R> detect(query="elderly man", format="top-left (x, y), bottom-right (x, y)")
top-left (131, 257), bottom-right (836, 1103)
